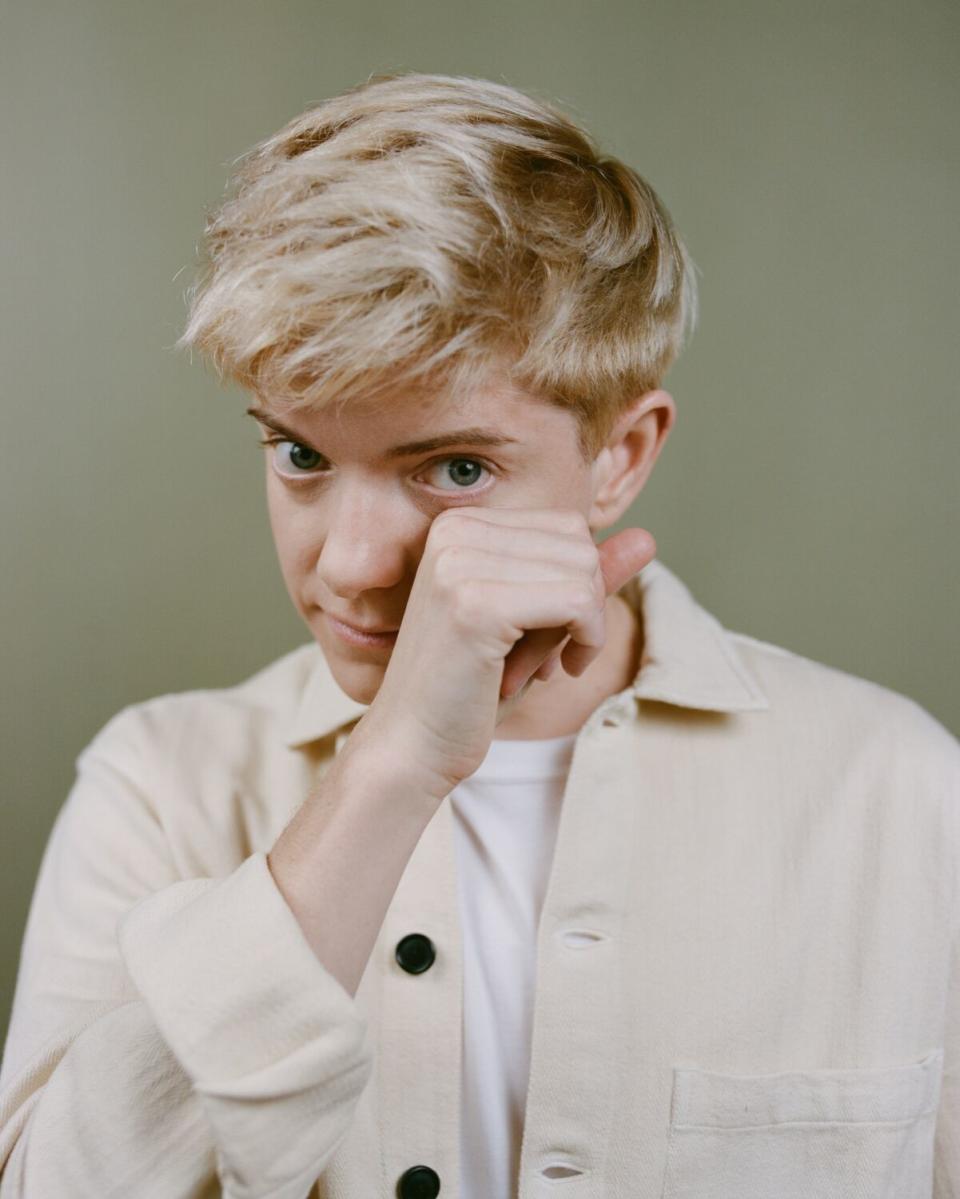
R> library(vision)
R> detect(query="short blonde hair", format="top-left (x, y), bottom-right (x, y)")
top-left (176, 71), bottom-right (698, 461)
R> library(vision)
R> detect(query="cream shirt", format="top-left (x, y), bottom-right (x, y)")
top-left (1, 556), bottom-right (957, 1199)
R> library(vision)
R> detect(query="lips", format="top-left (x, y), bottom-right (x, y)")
top-left (325, 615), bottom-right (400, 650)
top-left (331, 616), bottom-right (399, 634)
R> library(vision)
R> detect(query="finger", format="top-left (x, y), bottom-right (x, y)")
top-left (533, 645), bottom-right (564, 682)
top-left (502, 572), bottom-right (606, 699)
top-left (502, 629), bottom-right (572, 697)
top-left (556, 528), bottom-right (656, 677)
top-left (501, 528), bottom-right (657, 696)
top-left (438, 506), bottom-right (591, 530)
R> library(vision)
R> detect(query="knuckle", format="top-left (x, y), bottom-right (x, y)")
top-left (428, 510), bottom-right (462, 546)
top-left (432, 542), bottom-right (466, 588)
top-left (573, 581), bottom-right (597, 616)
top-left (449, 578), bottom-right (485, 630)
top-left (561, 509), bottom-right (589, 536)
top-left (579, 539), bottom-right (601, 571)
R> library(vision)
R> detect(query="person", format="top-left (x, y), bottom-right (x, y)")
top-left (0, 70), bottom-right (956, 1199)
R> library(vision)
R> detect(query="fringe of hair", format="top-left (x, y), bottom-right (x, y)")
top-left (176, 71), bottom-right (699, 461)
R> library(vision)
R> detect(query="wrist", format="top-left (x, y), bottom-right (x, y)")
top-left (337, 711), bottom-right (454, 809)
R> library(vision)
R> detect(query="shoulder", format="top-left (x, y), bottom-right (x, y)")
top-left (728, 629), bottom-right (960, 785)
top-left (77, 642), bottom-right (319, 775)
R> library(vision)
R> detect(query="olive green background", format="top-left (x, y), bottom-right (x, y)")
top-left (2, 0), bottom-right (957, 1047)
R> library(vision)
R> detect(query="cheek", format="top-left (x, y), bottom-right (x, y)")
top-left (265, 480), bottom-right (286, 541)
top-left (266, 488), bottom-right (318, 568)
top-left (275, 532), bottom-right (319, 580)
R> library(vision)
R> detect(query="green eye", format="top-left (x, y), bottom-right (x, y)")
top-left (258, 437), bottom-right (496, 493)
top-left (259, 438), bottom-right (326, 475)
top-left (286, 443), bottom-right (323, 472)
top-left (424, 458), bottom-right (491, 491)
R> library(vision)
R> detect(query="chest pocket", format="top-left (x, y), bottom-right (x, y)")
top-left (659, 1048), bottom-right (943, 1199)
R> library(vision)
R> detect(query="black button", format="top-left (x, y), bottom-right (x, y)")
top-left (395, 933), bottom-right (436, 974)
top-left (397, 1164), bottom-right (441, 1198)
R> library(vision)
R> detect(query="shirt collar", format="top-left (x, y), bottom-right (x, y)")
top-left (284, 556), bottom-right (770, 749)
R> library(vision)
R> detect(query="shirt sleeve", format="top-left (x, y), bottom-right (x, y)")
top-left (934, 896), bottom-right (960, 1197)
top-left (0, 705), bottom-right (375, 1199)
top-left (932, 715), bottom-right (960, 1199)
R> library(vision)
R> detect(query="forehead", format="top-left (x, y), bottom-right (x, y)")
top-left (253, 375), bottom-right (576, 456)
top-left (332, 373), bottom-right (546, 427)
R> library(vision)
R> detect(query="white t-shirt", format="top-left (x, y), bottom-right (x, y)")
top-left (451, 733), bottom-right (579, 1199)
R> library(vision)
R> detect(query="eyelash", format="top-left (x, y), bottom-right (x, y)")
top-left (256, 436), bottom-right (497, 493)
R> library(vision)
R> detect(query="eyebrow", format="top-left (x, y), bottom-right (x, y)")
top-left (245, 404), bottom-right (521, 458)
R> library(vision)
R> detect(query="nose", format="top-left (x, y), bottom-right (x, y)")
top-left (314, 486), bottom-right (427, 602)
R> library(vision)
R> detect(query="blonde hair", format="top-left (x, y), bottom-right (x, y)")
top-left (176, 71), bottom-right (699, 461)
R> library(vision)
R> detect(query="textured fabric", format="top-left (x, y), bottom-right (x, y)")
top-left (0, 556), bottom-right (957, 1199)
top-left (451, 733), bottom-right (577, 1199)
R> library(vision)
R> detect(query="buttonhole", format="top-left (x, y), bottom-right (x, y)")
top-left (559, 929), bottom-right (608, 948)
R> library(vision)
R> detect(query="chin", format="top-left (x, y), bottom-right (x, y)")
top-left (325, 658), bottom-right (385, 705)
top-left (352, 679), bottom-right (385, 706)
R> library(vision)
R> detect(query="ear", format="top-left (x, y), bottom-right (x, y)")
top-left (587, 390), bottom-right (676, 532)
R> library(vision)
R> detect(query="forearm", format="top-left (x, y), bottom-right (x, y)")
top-left (267, 721), bottom-right (444, 999)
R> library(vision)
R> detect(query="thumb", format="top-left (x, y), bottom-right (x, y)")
top-left (539, 527), bottom-right (654, 684)
top-left (596, 526), bottom-right (657, 596)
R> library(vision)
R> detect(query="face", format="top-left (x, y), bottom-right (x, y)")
top-left (247, 371), bottom-right (673, 721)
top-left (247, 374), bottom-right (591, 693)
